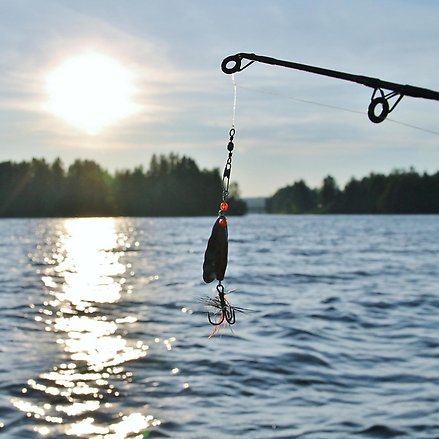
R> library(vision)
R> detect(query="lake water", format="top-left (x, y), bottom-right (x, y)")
top-left (0, 215), bottom-right (438, 438)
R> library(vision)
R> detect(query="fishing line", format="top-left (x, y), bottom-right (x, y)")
top-left (385, 118), bottom-right (439, 136)
top-left (231, 73), bottom-right (237, 127)
top-left (201, 74), bottom-right (241, 338)
top-left (238, 83), bottom-right (439, 136)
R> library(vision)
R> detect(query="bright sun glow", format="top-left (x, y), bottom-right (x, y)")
top-left (46, 52), bottom-right (139, 134)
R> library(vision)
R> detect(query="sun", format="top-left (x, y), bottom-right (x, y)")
top-left (46, 52), bottom-right (139, 134)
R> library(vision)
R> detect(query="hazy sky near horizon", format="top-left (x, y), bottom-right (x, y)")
top-left (0, 0), bottom-right (438, 197)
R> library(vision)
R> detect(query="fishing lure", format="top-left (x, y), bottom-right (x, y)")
top-left (202, 213), bottom-right (228, 285)
top-left (202, 128), bottom-right (240, 336)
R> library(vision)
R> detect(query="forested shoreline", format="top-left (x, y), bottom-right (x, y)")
top-left (0, 155), bottom-right (438, 217)
top-left (267, 169), bottom-right (439, 214)
top-left (0, 154), bottom-right (247, 217)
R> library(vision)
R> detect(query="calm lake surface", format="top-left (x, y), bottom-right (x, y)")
top-left (0, 215), bottom-right (438, 438)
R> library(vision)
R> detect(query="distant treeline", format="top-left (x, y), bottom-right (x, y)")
top-left (0, 154), bottom-right (247, 217)
top-left (267, 169), bottom-right (439, 214)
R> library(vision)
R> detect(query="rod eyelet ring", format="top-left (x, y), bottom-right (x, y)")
top-left (368, 97), bottom-right (390, 124)
top-left (221, 55), bottom-right (242, 74)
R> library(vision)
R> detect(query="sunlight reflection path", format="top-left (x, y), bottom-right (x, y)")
top-left (12, 218), bottom-right (160, 437)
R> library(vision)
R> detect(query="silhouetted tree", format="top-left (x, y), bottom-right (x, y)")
top-left (0, 161), bottom-right (33, 216)
top-left (114, 166), bottom-right (148, 215)
top-left (267, 180), bottom-right (317, 213)
top-left (319, 175), bottom-right (340, 212)
top-left (64, 160), bottom-right (114, 216)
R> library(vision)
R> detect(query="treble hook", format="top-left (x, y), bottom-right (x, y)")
top-left (207, 283), bottom-right (237, 327)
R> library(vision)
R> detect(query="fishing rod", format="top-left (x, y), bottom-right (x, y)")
top-left (221, 52), bottom-right (439, 124)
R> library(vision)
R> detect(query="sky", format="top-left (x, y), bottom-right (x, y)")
top-left (0, 0), bottom-right (438, 197)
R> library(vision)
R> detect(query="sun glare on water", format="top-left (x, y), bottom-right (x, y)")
top-left (46, 52), bottom-right (139, 134)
